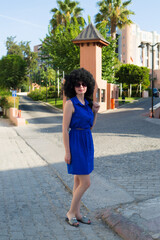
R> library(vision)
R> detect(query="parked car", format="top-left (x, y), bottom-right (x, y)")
top-left (153, 88), bottom-right (159, 97)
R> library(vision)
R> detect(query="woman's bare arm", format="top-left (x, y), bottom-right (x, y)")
top-left (91, 102), bottom-right (100, 129)
top-left (62, 100), bottom-right (74, 164)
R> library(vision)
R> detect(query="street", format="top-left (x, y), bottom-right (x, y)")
top-left (1, 95), bottom-right (160, 240)
top-left (19, 96), bottom-right (160, 202)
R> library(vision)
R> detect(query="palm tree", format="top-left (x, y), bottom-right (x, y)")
top-left (50, 0), bottom-right (84, 31)
top-left (95, 0), bottom-right (134, 40)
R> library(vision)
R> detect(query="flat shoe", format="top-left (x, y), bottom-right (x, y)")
top-left (77, 216), bottom-right (91, 224)
top-left (65, 217), bottom-right (79, 227)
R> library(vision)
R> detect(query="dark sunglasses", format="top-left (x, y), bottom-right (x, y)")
top-left (75, 82), bottom-right (87, 88)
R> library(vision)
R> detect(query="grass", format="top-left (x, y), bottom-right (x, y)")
top-left (46, 98), bottom-right (63, 109)
top-left (46, 97), bottom-right (141, 109)
top-left (118, 97), bottom-right (140, 105)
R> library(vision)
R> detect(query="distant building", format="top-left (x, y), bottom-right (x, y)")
top-left (117, 23), bottom-right (160, 89)
top-left (34, 44), bottom-right (43, 67)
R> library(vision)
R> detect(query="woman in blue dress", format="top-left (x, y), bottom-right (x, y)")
top-left (63, 68), bottom-right (100, 227)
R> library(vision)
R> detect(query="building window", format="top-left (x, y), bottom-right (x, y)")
top-left (111, 91), bottom-right (114, 99)
top-left (96, 88), bottom-right (100, 102)
top-left (116, 91), bottom-right (118, 99)
top-left (157, 45), bottom-right (159, 58)
top-left (156, 45), bottom-right (159, 69)
top-left (145, 46), bottom-right (149, 67)
top-left (101, 89), bottom-right (105, 102)
top-left (147, 45), bottom-right (149, 57)
top-left (150, 49), bottom-right (152, 69)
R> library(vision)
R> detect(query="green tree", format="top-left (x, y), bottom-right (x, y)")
top-left (6, 36), bottom-right (38, 72)
top-left (115, 64), bottom-right (150, 90)
top-left (101, 37), bottom-right (120, 83)
top-left (6, 36), bottom-right (23, 57)
top-left (0, 55), bottom-right (27, 89)
top-left (96, 24), bottom-right (120, 83)
top-left (95, 0), bottom-right (134, 39)
top-left (42, 18), bottom-right (84, 73)
top-left (47, 67), bottom-right (56, 86)
top-left (50, 0), bottom-right (84, 31)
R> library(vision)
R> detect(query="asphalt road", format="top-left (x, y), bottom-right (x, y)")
top-left (16, 95), bottom-right (160, 239)
top-left (18, 96), bottom-right (160, 203)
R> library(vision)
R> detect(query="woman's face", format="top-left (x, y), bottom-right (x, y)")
top-left (74, 81), bottom-right (87, 95)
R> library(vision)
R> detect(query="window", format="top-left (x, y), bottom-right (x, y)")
top-left (147, 45), bottom-right (149, 57)
top-left (96, 88), bottom-right (100, 102)
top-left (111, 91), bottom-right (114, 99)
top-left (150, 49), bottom-right (152, 69)
top-left (157, 45), bottom-right (159, 58)
top-left (156, 45), bottom-right (159, 69)
top-left (101, 89), bottom-right (105, 102)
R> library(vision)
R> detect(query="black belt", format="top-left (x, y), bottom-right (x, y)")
top-left (70, 128), bottom-right (90, 131)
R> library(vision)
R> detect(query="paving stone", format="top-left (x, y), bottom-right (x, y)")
top-left (0, 119), bottom-right (122, 240)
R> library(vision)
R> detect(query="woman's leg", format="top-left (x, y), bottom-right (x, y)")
top-left (73, 175), bottom-right (80, 193)
top-left (67, 175), bottom-right (90, 220)
top-left (73, 175), bottom-right (81, 219)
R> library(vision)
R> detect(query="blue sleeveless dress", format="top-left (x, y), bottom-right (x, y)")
top-left (67, 96), bottom-right (94, 175)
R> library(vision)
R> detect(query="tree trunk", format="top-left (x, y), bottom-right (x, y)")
top-left (111, 21), bottom-right (116, 40)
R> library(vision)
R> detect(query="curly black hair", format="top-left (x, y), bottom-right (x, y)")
top-left (63, 68), bottom-right (95, 100)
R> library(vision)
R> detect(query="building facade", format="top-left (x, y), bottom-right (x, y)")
top-left (117, 23), bottom-right (160, 89)
top-left (34, 44), bottom-right (46, 67)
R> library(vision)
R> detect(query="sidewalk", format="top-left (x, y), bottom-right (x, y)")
top-left (0, 118), bottom-right (121, 240)
top-left (14, 119), bottom-right (160, 240)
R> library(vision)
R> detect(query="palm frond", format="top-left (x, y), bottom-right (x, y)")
top-left (95, 0), bottom-right (134, 39)
top-left (122, 0), bottom-right (132, 7)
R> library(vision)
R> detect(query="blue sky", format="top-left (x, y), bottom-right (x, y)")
top-left (0, 0), bottom-right (160, 58)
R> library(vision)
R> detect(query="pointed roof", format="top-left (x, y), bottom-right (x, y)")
top-left (72, 23), bottom-right (110, 46)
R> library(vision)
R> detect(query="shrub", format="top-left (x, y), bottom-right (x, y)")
top-left (21, 84), bottom-right (29, 92)
top-left (28, 87), bottom-right (58, 101)
top-left (0, 89), bottom-right (11, 97)
top-left (0, 96), bottom-right (19, 109)
top-left (48, 86), bottom-right (55, 98)
top-left (28, 89), bottom-right (46, 101)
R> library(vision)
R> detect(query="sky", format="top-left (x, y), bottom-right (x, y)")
top-left (1, 0), bottom-right (160, 58)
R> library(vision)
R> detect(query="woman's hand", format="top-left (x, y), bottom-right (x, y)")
top-left (92, 102), bottom-right (100, 114)
top-left (65, 152), bottom-right (71, 164)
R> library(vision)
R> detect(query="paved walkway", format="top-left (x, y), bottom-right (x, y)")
top-left (0, 118), bottom-right (121, 240)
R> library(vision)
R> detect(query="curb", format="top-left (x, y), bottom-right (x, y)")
top-left (14, 127), bottom-right (90, 214)
top-left (101, 209), bottom-right (153, 240)
top-left (117, 98), bottom-right (148, 109)
top-left (99, 98), bottom-right (147, 114)
top-left (38, 101), bottom-right (63, 113)
top-left (19, 95), bottom-right (63, 113)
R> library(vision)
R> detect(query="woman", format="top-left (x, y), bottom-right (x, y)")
top-left (63, 68), bottom-right (100, 227)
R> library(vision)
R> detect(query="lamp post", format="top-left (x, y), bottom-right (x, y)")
top-left (44, 66), bottom-right (48, 102)
top-left (138, 42), bottom-right (160, 118)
